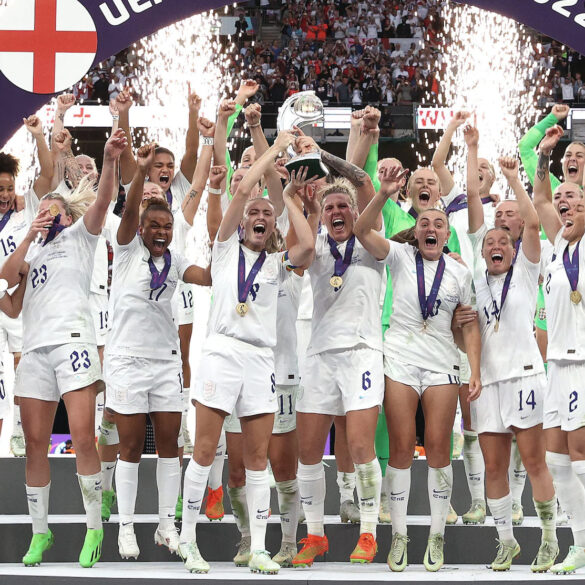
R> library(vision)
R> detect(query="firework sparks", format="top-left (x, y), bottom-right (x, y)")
top-left (425, 2), bottom-right (547, 195)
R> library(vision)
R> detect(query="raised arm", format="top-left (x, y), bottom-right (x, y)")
top-left (115, 89), bottom-right (137, 185)
top-left (207, 165), bottom-right (227, 242)
top-left (463, 125), bottom-right (484, 234)
top-left (518, 104), bottom-right (566, 190)
top-left (345, 109), bottom-right (364, 164)
top-left (499, 157), bottom-right (540, 263)
top-left (348, 107), bottom-right (381, 171)
top-left (213, 98), bottom-right (237, 193)
top-left (180, 86), bottom-right (202, 182)
top-left (432, 110), bottom-right (470, 195)
top-left (534, 126), bottom-right (564, 243)
top-left (283, 168), bottom-right (317, 269)
top-left (244, 103), bottom-right (269, 157)
top-left (117, 143), bottom-right (154, 245)
top-left (218, 131), bottom-right (296, 243)
top-left (84, 129), bottom-right (127, 235)
top-left (51, 94), bottom-right (75, 152)
top-left (182, 117), bottom-right (215, 226)
top-left (23, 116), bottom-right (53, 198)
top-left (354, 165), bottom-right (408, 260)
top-left (53, 129), bottom-right (84, 190)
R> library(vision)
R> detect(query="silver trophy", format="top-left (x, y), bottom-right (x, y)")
top-left (277, 91), bottom-right (329, 179)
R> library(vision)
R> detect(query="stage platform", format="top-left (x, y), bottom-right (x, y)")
top-left (2, 562), bottom-right (585, 585)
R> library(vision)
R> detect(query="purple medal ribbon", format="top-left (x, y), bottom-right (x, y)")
top-left (444, 193), bottom-right (468, 216)
top-left (408, 206), bottom-right (418, 220)
top-left (415, 251), bottom-right (446, 323)
top-left (327, 234), bottom-right (355, 279)
top-left (481, 195), bottom-right (494, 205)
top-left (238, 245), bottom-right (266, 303)
top-left (485, 266), bottom-right (514, 324)
top-left (148, 249), bottom-right (172, 289)
top-left (512, 238), bottom-right (521, 265)
top-left (563, 241), bottom-right (581, 293)
top-left (42, 214), bottom-right (66, 246)
top-left (0, 209), bottom-right (14, 233)
top-left (165, 189), bottom-right (173, 208)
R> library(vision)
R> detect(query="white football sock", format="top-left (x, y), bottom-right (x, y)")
top-left (387, 465), bottom-right (410, 536)
top-left (180, 459), bottom-right (211, 543)
top-left (355, 458), bottom-right (382, 536)
top-left (115, 460), bottom-right (139, 525)
top-left (208, 429), bottom-right (225, 490)
top-left (337, 470), bottom-right (356, 504)
top-left (463, 430), bottom-right (485, 504)
top-left (246, 468), bottom-right (271, 552)
top-left (487, 493), bottom-right (515, 545)
top-left (276, 479), bottom-right (299, 544)
top-left (298, 461), bottom-right (326, 536)
top-left (547, 451), bottom-right (585, 545)
top-left (534, 496), bottom-right (557, 544)
top-left (78, 472), bottom-right (102, 530)
top-left (428, 464), bottom-right (453, 536)
top-left (101, 460), bottom-right (116, 492)
top-left (509, 439), bottom-right (526, 505)
top-left (157, 457), bottom-right (180, 530)
top-left (228, 486), bottom-right (250, 537)
top-left (26, 483), bottom-right (50, 534)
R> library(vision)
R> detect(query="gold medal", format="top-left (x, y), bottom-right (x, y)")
top-left (330, 275), bottom-right (343, 288)
top-left (571, 290), bottom-right (582, 305)
top-left (49, 203), bottom-right (60, 217)
top-left (235, 302), bottom-right (249, 317)
top-left (494, 321), bottom-right (499, 332)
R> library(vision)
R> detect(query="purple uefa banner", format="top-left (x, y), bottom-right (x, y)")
top-left (0, 0), bottom-right (232, 147)
top-left (455, 0), bottom-right (585, 56)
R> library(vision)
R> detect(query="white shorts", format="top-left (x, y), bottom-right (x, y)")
top-left (0, 371), bottom-right (8, 419)
top-left (224, 384), bottom-right (299, 434)
top-left (15, 344), bottom-right (102, 401)
top-left (547, 360), bottom-right (585, 432)
top-left (0, 310), bottom-right (23, 353)
top-left (384, 356), bottom-right (460, 396)
top-left (194, 334), bottom-right (277, 418)
top-left (104, 354), bottom-right (183, 414)
top-left (173, 282), bottom-right (194, 327)
top-left (297, 347), bottom-right (383, 416)
top-left (471, 373), bottom-right (546, 434)
top-left (89, 293), bottom-right (109, 347)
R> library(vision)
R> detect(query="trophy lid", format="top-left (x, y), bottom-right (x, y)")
top-left (277, 91), bottom-right (324, 131)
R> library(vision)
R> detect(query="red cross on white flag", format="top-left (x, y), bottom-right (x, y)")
top-left (0, 0), bottom-right (97, 94)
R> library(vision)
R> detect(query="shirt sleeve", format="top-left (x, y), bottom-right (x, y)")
top-left (174, 252), bottom-right (192, 280)
top-left (225, 104), bottom-right (244, 200)
top-left (458, 266), bottom-right (473, 306)
top-left (364, 142), bottom-right (381, 192)
top-left (172, 171), bottom-right (191, 208)
top-left (518, 112), bottom-right (562, 191)
top-left (212, 229), bottom-right (239, 264)
top-left (381, 240), bottom-right (404, 268)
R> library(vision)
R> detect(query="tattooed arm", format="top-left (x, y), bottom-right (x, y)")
top-left (534, 126), bottom-right (563, 243)
top-left (320, 150), bottom-right (379, 228)
top-left (182, 117), bottom-right (215, 226)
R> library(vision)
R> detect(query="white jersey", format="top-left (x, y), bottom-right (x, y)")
top-left (307, 230), bottom-right (384, 356)
top-left (206, 231), bottom-right (290, 349)
top-left (442, 185), bottom-right (495, 272)
top-left (106, 235), bottom-right (191, 360)
top-left (23, 219), bottom-right (98, 352)
top-left (472, 245), bottom-right (544, 386)
top-left (90, 208), bottom-right (120, 296)
top-left (544, 231), bottom-right (585, 362)
top-left (274, 272), bottom-right (303, 385)
top-left (297, 272), bottom-right (313, 320)
top-left (0, 188), bottom-right (39, 275)
top-left (123, 170), bottom-right (191, 215)
top-left (383, 242), bottom-right (473, 376)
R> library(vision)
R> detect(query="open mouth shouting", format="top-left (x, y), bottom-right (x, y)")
top-left (253, 222), bottom-right (266, 235)
top-left (418, 189), bottom-right (431, 205)
top-left (158, 174), bottom-right (170, 188)
top-left (332, 217), bottom-right (345, 233)
top-left (567, 164), bottom-right (579, 181)
top-left (0, 198), bottom-right (11, 214)
top-left (423, 234), bottom-right (438, 250)
top-left (491, 252), bottom-right (504, 265)
top-left (153, 238), bottom-right (166, 252)
top-left (559, 203), bottom-right (570, 220)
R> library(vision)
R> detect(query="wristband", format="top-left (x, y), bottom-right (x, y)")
top-left (201, 136), bottom-right (214, 146)
top-left (208, 186), bottom-right (222, 195)
top-left (247, 122), bottom-right (261, 128)
top-left (111, 115), bottom-right (120, 121)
